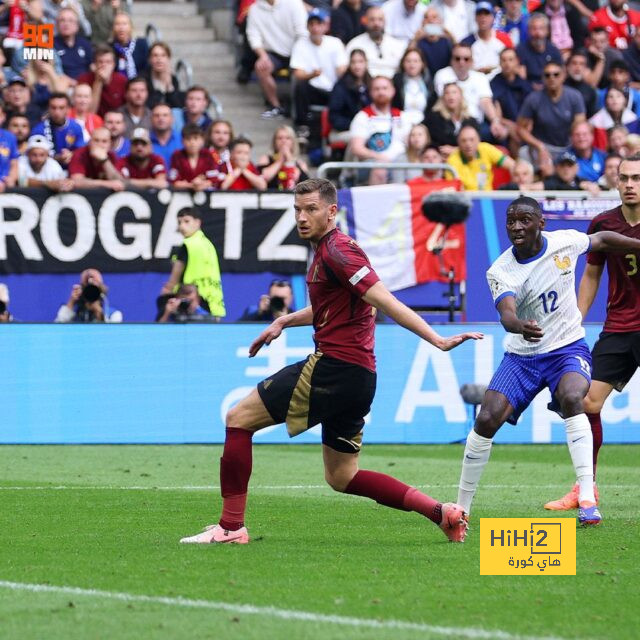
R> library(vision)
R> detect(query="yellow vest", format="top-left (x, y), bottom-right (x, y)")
top-left (180, 230), bottom-right (226, 317)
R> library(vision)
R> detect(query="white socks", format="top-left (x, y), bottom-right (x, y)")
top-left (565, 413), bottom-right (595, 503)
top-left (457, 430), bottom-right (493, 514)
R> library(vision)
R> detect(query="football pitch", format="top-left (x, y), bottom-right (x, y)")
top-left (1, 444), bottom-right (637, 640)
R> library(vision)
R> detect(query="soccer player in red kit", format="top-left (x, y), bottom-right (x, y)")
top-left (545, 153), bottom-right (640, 510)
top-left (181, 178), bottom-right (483, 545)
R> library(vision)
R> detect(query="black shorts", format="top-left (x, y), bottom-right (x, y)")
top-left (591, 331), bottom-right (640, 391)
top-left (257, 352), bottom-right (376, 454)
top-left (267, 52), bottom-right (290, 75)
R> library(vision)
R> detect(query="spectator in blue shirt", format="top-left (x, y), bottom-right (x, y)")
top-left (172, 86), bottom-right (212, 134)
top-left (150, 103), bottom-right (183, 169)
top-left (0, 102), bottom-right (20, 190)
top-left (515, 13), bottom-right (563, 89)
top-left (31, 92), bottom-right (84, 168)
top-left (54, 7), bottom-right (93, 80)
top-left (569, 120), bottom-right (606, 182)
top-left (495, 0), bottom-right (528, 47)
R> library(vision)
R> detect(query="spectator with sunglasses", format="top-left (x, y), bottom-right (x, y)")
top-left (241, 280), bottom-right (294, 322)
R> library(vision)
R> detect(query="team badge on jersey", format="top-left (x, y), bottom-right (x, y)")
top-left (553, 255), bottom-right (571, 274)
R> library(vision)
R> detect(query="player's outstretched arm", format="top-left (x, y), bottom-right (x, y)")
top-left (496, 296), bottom-right (543, 342)
top-left (362, 281), bottom-right (483, 351)
top-left (589, 230), bottom-right (640, 254)
top-left (248, 306), bottom-right (313, 357)
top-left (577, 263), bottom-right (604, 320)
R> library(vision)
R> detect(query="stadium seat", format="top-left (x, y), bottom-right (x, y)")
top-left (321, 108), bottom-right (347, 160)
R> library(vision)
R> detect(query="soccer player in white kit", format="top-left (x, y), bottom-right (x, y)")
top-left (456, 196), bottom-right (640, 527)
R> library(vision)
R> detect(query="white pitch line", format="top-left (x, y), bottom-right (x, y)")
top-left (0, 580), bottom-right (566, 640)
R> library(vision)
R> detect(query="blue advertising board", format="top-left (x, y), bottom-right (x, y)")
top-left (2, 324), bottom-right (638, 444)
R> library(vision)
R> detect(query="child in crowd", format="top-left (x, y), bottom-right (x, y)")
top-left (218, 137), bottom-right (266, 191)
top-left (169, 124), bottom-right (218, 191)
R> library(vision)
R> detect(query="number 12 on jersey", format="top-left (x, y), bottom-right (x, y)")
top-left (539, 290), bottom-right (558, 314)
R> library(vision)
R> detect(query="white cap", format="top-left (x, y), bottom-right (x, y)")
top-left (27, 134), bottom-right (53, 152)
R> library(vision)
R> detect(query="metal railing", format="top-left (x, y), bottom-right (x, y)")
top-left (175, 58), bottom-right (193, 91)
top-left (317, 162), bottom-right (459, 180)
top-left (145, 23), bottom-right (162, 45)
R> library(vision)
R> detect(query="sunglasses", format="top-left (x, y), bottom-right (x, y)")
top-left (544, 71), bottom-right (561, 78)
top-left (454, 56), bottom-right (471, 62)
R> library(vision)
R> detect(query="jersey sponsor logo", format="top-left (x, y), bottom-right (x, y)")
top-left (349, 265), bottom-right (370, 286)
top-left (553, 255), bottom-right (571, 273)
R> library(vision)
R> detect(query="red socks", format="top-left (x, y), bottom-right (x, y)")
top-left (345, 470), bottom-right (442, 524)
top-left (219, 427), bottom-right (253, 531)
top-left (587, 412), bottom-right (603, 479)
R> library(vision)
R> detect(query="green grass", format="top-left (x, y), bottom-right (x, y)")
top-left (0, 444), bottom-right (637, 640)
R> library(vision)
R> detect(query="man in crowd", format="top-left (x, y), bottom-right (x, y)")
top-left (598, 154), bottom-right (622, 190)
top-left (172, 86), bottom-right (213, 133)
top-left (542, 151), bottom-right (600, 194)
top-left (120, 128), bottom-right (168, 189)
top-left (569, 121), bottom-right (606, 183)
top-left (565, 50), bottom-right (598, 119)
top-left (330, 0), bottom-right (366, 45)
top-left (382, 0), bottom-right (427, 45)
top-left (495, 0), bottom-right (528, 47)
top-left (623, 28), bottom-right (640, 82)
top-left (4, 78), bottom-right (42, 127)
top-left (31, 93), bottom-right (84, 169)
top-left (118, 77), bottom-right (152, 137)
top-left (246, 0), bottom-right (308, 118)
top-left (241, 280), bottom-right (294, 322)
top-left (68, 126), bottom-right (124, 190)
top-left (78, 45), bottom-right (127, 117)
top-left (103, 110), bottom-right (130, 159)
top-left (431, 0), bottom-right (476, 44)
top-left (588, 0), bottom-right (640, 49)
top-left (6, 114), bottom-right (31, 156)
top-left (18, 134), bottom-right (72, 191)
top-left (515, 13), bottom-right (563, 89)
top-left (157, 284), bottom-right (213, 323)
top-left (346, 6), bottom-right (405, 78)
top-left (55, 268), bottom-right (122, 323)
top-left (150, 103), bottom-right (183, 169)
top-left (54, 7), bottom-right (92, 79)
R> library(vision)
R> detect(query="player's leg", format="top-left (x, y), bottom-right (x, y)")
top-left (456, 390), bottom-right (514, 515)
top-left (583, 380), bottom-right (614, 480)
top-left (322, 445), bottom-right (468, 542)
top-left (180, 388), bottom-right (276, 544)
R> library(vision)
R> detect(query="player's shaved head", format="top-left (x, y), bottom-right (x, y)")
top-left (507, 196), bottom-right (542, 217)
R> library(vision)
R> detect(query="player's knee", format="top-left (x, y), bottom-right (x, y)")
top-left (559, 390), bottom-right (585, 416)
top-left (225, 404), bottom-right (250, 430)
top-left (324, 468), bottom-right (350, 493)
top-left (475, 408), bottom-right (499, 438)
top-left (583, 395), bottom-right (604, 414)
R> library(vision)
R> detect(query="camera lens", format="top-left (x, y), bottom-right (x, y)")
top-left (82, 283), bottom-right (102, 303)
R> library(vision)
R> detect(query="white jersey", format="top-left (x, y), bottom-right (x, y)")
top-left (487, 230), bottom-right (591, 356)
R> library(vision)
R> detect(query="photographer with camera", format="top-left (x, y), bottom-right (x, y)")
top-left (156, 284), bottom-right (213, 323)
top-left (240, 279), bottom-right (294, 322)
top-left (54, 268), bottom-right (123, 323)
top-left (0, 284), bottom-right (12, 323)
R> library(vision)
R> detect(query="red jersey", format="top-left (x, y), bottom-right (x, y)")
top-left (218, 162), bottom-right (261, 190)
top-left (169, 149), bottom-right (218, 183)
top-left (587, 206), bottom-right (640, 332)
top-left (121, 153), bottom-right (166, 179)
top-left (76, 71), bottom-right (127, 117)
top-left (308, 228), bottom-right (380, 371)
top-left (588, 7), bottom-right (640, 49)
top-left (68, 146), bottom-right (123, 179)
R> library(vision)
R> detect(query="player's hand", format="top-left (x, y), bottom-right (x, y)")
top-left (438, 331), bottom-right (484, 351)
top-left (248, 321), bottom-right (283, 357)
top-left (521, 320), bottom-right (544, 342)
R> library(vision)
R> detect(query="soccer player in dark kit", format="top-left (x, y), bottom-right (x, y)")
top-left (181, 178), bottom-right (483, 545)
top-left (545, 153), bottom-right (640, 511)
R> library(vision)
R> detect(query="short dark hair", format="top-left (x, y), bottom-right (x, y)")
top-left (230, 136), bottom-right (253, 150)
top-left (500, 47), bottom-right (518, 59)
top-left (507, 196), bottom-right (542, 217)
top-left (126, 76), bottom-right (147, 91)
top-left (186, 85), bottom-right (210, 104)
top-left (609, 59), bottom-right (630, 74)
top-left (151, 102), bottom-right (171, 113)
top-left (619, 153), bottom-right (640, 169)
top-left (177, 207), bottom-right (202, 220)
top-left (49, 92), bottom-right (70, 105)
top-left (6, 113), bottom-right (28, 125)
top-left (149, 41), bottom-right (171, 58)
top-left (294, 178), bottom-right (337, 205)
top-left (181, 123), bottom-right (204, 139)
top-left (94, 44), bottom-right (114, 61)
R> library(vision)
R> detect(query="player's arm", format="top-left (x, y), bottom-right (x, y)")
top-left (496, 295), bottom-right (543, 342)
top-left (362, 281), bottom-right (483, 351)
top-left (248, 306), bottom-right (313, 357)
top-left (161, 260), bottom-right (185, 294)
top-left (589, 230), bottom-right (640, 254)
top-left (577, 262), bottom-right (604, 320)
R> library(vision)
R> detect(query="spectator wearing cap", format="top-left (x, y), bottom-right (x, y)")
top-left (589, 86), bottom-right (640, 150)
top-left (171, 86), bottom-right (213, 134)
top-left (68, 126), bottom-right (125, 191)
top-left (0, 102), bottom-right (19, 191)
top-left (569, 121), bottom-right (606, 182)
top-left (430, 0), bottom-right (476, 44)
top-left (18, 135), bottom-right (72, 191)
top-left (4, 79), bottom-right (43, 128)
top-left (150, 103), bottom-right (182, 169)
top-left (564, 50), bottom-right (598, 119)
top-left (246, 0), bottom-right (308, 119)
top-left (77, 45), bottom-right (127, 118)
top-left (290, 9), bottom-right (347, 135)
top-left (117, 77), bottom-right (152, 138)
top-left (516, 13), bottom-right (563, 89)
top-left (461, 2), bottom-right (513, 79)
top-left (597, 59), bottom-right (640, 117)
top-left (120, 128), bottom-right (168, 189)
top-left (542, 150), bottom-right (600, 194)
top-left (346, 6), bottom-right (405, 79)
top-left (588, 0), bottom-right (640, 50)
top-left (382, 0), bottom-right (427, 45)
top-left (446, 123), bottom-right (515, 191)
top-left (169, 124), bottom-right (219, 191)
top-left (111, 12), bottom-right (149, 79)
top-left (330, 0), bottom-right (367, 45)
top-left (103, 109), bottom-right (130, 158)
top-left (495, 0), bottom-right (528, 47)
top-left (54, 7), bottom-right (93, 80)
top-left (31, 92), bottom-right (84, 169)
top-left (517, 60), bottom-right (586, 175)
top-left (6, 114), bottom-right (32, 155)
top-left (69, 83), bottom-right (104, 143)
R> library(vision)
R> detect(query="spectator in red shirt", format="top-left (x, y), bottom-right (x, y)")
top-left (69, 127), bottom-right (125, 191)
top-left (588, 0), bottom-right (640, 50)
top-left (219, 136), bottom-right (267, 191)
top-left (169, 124), bottom-right (219, 191)
top-left (78, 45), bottom-right (127, 118)
top-left (120, 127), bottom-right (168, 189)
top-left (69, 83), bottom-right (104, 143)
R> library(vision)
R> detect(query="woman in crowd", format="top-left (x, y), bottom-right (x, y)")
top-left (423, 82), bottom-right (479, 157)
top-left (392, 47), bottom-right (433, 126)
top-left (590, 87), bottom-right (640, 150)
top-left (607, 124), bottom-right (629, 157)
top-left (111, 11), bottom-right (149, 79)
top-left (258, 125), bottom-right (310, 191)
top-left (327, 49), bottom-right (371, 145)
top-left (144, 41), bottom-right (184, 108)
top-left (392, 123), bottom-right (431, 182)
top-left (23, 59), bottom-right (71, 110)
top-left (69, 83), bottom-right (103, 142)
top-left (206, 119), bottom-right (234, 172)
